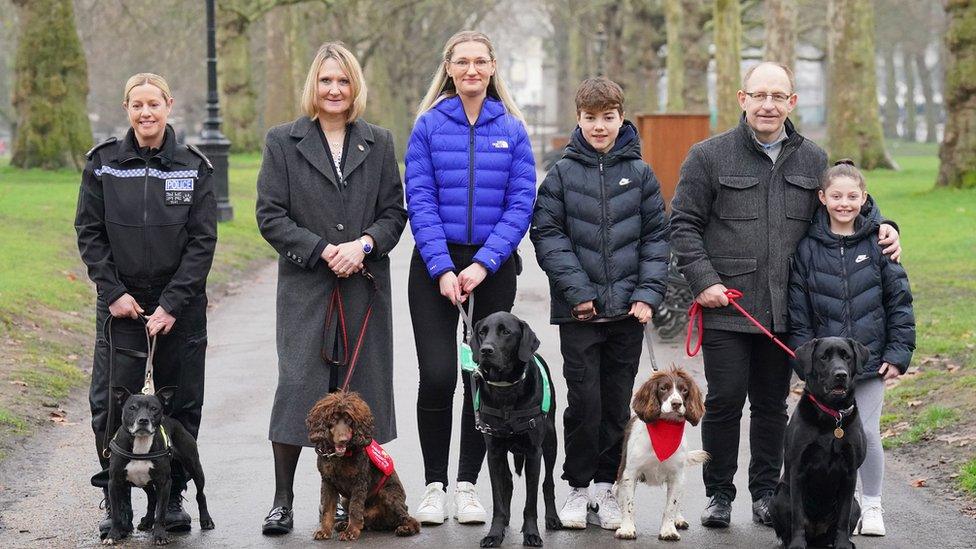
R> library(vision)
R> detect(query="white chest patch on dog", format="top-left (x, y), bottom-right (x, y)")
top-left (125, 435), bottom-right (154, 486)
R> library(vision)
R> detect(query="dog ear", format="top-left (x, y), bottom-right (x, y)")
top-left (112, 386), bottom-right (132, 407)
top-left (632, 375), bottom-right (661, 423)
top-left (675, 369), bottom-right (705, 426)
top-left (154, 386), bottom-right (177, 411)
top-left (848, 338), bottom-right (871, 374)
top-left (469, 317), bottom-right (483, 364)
top-left (793, 339), bottom-right (820, 381)
top-left (517, 319), bottom-right (541, 364)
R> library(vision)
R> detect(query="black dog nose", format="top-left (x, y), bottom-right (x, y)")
top-left (480, 346), bottom-right (494, 356)
top-left (833, 371), bottom-right (849, 382)
top-left (137, 418), bottom-right (150, 425)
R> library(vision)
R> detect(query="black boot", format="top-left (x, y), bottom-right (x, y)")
top-left (99, 488), bottom-right (133, 539)
top-left (751, 492), bottom-right (774, 526)
top-left (164, 482), bottom-right (192, 532)
top-left (700, 494), bottom-right (732, 528)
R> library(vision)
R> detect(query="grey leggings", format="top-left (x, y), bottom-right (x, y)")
top-left (855, 376), bottom-right (885, 498)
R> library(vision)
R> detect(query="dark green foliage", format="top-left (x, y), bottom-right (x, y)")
top-left (10, 0), bottom-right (92, 170)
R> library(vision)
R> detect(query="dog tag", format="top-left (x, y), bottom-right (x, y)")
top-left (834, 427), bottom-right (845, 439)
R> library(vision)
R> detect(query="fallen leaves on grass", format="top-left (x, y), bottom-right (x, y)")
top-left (908, 400), bottom-right (924, 407)
top-left (9, 380), bottom-right (27, 387)
top-left (911, 478), bottom-right (928, 488)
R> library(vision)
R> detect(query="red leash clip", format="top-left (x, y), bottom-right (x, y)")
top-left (685, 288), bottom-right (796, 359)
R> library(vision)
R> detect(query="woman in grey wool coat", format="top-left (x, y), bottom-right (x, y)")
top-left (255, 42), bottom-right (407, 535)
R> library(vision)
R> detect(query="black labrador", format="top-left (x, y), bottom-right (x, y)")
top-left (470, 311), bottom-right (561, 547)
top-left (771, 337), bottom-right (869, 549)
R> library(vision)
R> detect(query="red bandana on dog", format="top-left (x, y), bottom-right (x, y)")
top-left (646, 420), bottom-right (685, 461)
top-left (365, 440), bottom-right (395, 495)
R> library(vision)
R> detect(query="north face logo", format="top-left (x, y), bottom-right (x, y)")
top-left (492, 140), bottom-right (509, 149)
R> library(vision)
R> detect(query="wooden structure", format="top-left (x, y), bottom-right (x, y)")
top-left (635, 114), bottom-right (711, 206)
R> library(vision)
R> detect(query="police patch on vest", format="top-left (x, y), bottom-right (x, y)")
top-left (165, 178), bottom-right (194, 191)
top-left (165, 191), bottom-right (193, 205)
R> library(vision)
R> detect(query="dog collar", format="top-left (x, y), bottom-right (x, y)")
top-left (646, 419), bottom-right (685, 461)
top-left (806, 393), bottom-right (856, 438)
top-left (108, 425), bottom-right (172, 460)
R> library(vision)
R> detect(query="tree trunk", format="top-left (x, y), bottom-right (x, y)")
top-left (882, 47), bottom-right (900, 139)
top-left (217, 6), bottom-right (259, 152)
top-left (681, 0), bottom-right (711, 113)
top-left (937, 0), bottom-right (976, 188)
top-left (915, 50), bottom-right (939, 143)
top-left (10, 0), bottom-right (92, 169)
top-left (620, 0), bottom-right (663, 114)
top-left (826, 0), bottom-right (895, 169)
top-left (263, 4), bottom-right (298, 129)
top-left (664, 0), bottom-right (685, 111)
top-left (764, 0), bottom-right (796, 68)
top-left (714, 0), bottom-right (741, 132)
top-left (902, 48), bottom-right (917, 142)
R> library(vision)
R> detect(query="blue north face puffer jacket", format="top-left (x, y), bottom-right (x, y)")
top-left (788, 204), bottom-right (916, 380)
top-left (405, 95), bottom-right (536, 279)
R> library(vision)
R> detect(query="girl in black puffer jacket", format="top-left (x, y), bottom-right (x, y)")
top-left (787, 160), bottom-right (915, 537)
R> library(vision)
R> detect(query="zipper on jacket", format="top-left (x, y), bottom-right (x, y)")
top-left (142, 160), bottom-right (151, 278)
top-left (840, 244), bottom-right (852, 336)
top-left (467, 123), bottom-right (475, 244)
top-left (599, 158), bottom-right (613, 308)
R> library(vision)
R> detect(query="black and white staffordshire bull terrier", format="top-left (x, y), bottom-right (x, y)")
top-left (104, 387), bottom-right (214, 545)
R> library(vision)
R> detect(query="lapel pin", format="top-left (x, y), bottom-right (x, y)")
top-left (357, 144), bottom-right (365, 151)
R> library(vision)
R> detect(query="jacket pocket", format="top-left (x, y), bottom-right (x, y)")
top-left (784, 174), bottom-right (820, 221)
top-left (717, 176), bottom-right (760, 220)
top-left (711, 256), bottom-right (757, 312)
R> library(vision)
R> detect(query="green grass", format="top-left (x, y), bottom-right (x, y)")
top-left (960, 458), bottom-right (976, 495)
top-left (882, 405), bottom-right (960, 449)
top-left (0, 408), bottom-right (29, 435)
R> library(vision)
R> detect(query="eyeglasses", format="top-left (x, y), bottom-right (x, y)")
top-left (450, 58), bottom-right (493, 71)
top-left (744, 91), bottom-right (792, 104)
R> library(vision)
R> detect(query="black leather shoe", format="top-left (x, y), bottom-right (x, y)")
top-left (164, 496), bottom-right (192, 533)
top-left (262, 506), bottom-right (294, 536)
top-left (701, 494), bottom-right (732, 528)
top-left (752, 493), bottom-right (774, 526)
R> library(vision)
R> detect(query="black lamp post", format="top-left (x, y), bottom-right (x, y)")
top-left (194, 0), bottom-right (233, 221)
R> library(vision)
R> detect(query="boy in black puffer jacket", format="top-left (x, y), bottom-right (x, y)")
top-left (531, 77), bottom-right (669, 531)
top-left (787, 160), bottom-right (915, 538)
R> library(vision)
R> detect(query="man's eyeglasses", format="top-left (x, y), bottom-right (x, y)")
top-left (450, 58), bottom-right (493, 71)
top-left (744, 91), bottom-right (792, 104)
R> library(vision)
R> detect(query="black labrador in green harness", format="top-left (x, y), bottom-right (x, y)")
top-left (467, 312), bottom-right (561, 547)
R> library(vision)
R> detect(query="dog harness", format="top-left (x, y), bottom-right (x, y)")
top-left (108, 425), bottom-right (172, 460)
top-left (470, 354), bottom-right (552, 437)
top-left (645, 420), bottom-right (685, 461)
top-left (806, 393), bottom-right (856, 439)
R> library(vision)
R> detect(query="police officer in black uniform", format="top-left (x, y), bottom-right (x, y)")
top-left (75, 73), bottom-right (216, 539)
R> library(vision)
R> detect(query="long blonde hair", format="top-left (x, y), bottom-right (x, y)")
top-left (300, 42), bottom-right (367, 123)
top-left (123, 73), bottom-right (172, 103)
top-left (416, 30), bottom-right (523, 122)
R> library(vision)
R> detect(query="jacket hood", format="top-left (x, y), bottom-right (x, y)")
top-left (563, 120), bottom-right (642, 167)
top-left (807, 195), bottom-right (881, 246)
top-left (434, 94), bottom-right (508, 127)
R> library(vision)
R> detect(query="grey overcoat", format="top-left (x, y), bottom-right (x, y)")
top-left (256, 116), bottom-right (407, 446)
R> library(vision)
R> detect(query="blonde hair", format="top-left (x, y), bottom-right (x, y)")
top-left (416, 30), bottom-right (524, 122)
top-left (300, 42), bottom-right (367, 123)
top-left (123, 73), bottom-right (172, 103)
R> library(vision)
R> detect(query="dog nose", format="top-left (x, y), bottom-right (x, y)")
top-left (833, 370), bottom-right (849, 382)
top-left (670, 398), bottom-right (683, 408)
top-left (480, 346), bottom-right (494, 356)
top-left (137, 417), bottom-right (150, 425)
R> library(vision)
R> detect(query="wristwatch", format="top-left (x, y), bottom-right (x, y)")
top-left (360, 237), bottom-right (373, 255)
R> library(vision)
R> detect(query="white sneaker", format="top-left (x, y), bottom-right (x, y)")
top-left (858, 503), bottom-right (886, 536)
top-left (415, 482), bottom-right (448, 525)
top-left (454, 481), bottom-right (488, 524)
top-left (588, 484), bottom-right (622, 530)
top-left (558, 487), bottom-right (590, 529)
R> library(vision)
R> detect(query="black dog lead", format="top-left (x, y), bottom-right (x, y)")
top-left (100, 315), bottom-right (158, 459)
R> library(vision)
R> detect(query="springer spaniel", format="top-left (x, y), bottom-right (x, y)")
top-left (614, 368), bottom-right (708, 541)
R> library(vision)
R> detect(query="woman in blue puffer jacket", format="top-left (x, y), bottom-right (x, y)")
top-left (404, 30), bottom-right (536, 525)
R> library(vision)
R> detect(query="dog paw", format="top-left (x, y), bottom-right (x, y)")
top-left (545, 515), bottom-right (562, 530)
top-left (313, 528), bottom-right (332, 540)
top-left (395, 518), bottom-right (421, 536)
top-left (674, 517), bottom-right (689, 530)
top-left (335, 520), bottom-right (348, 532)
top-left (615, 526), bottom-right (637, 540)
top-left (338, 527), bottom-right (361, 541)
top-left (137, 516), bottom-right (154, 531)
top-left (658, 522), bottom-right (680, 541)
top-left (101, 538), bottom-right (117, 546)
top-left (523, 533), bottom-right (543, 546)
top-left (480, 534), bottom-right (504, 547)
top-left (153, 533), bottom-right (171, 545)
top-left (200, 516), bottom-right (215, 530)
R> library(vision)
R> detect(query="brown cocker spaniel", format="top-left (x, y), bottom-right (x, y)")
top-left (306, 391), bottom-right (420, 540)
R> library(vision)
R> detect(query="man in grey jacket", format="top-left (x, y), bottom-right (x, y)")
top-left (669, 62), bottom-right (901, 528)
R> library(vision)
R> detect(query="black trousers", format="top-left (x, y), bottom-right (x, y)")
top-left (89, 286), bottom-right (208, 493)
top-left (700, 328), bottom-right (792, 502)
top-left (408, 245), bottom-right (517, 487)
top-left (559, 318), bottom-right (643, 488)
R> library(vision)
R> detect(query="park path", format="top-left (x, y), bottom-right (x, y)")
top-left (1, 232), bottom-right (974, 548)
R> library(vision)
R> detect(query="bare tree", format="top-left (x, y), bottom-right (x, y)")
top-left (681, 0), bottom-right (712, 112)
top-left (714, 0), bottom-right (742, 131)
top-left (902, 48), bottom-right (917, 141)
top-left (881, 48), bottom-right (899, 139)
top-left (826, 0), bottom-right (895, 169)
top-left (664, 0), bottom-right (685, 111)
top-left (937, 0), bottom-right (976, 188)
top-left (764, 0), bottom-right (796, 68)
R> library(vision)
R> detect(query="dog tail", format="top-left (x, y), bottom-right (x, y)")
top-left (513, 453), bottom-right (524, 477)
top-left (685, 450), bottom-right (710, 465)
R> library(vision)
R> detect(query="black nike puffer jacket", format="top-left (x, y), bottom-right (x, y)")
top-left (788, 204), bottom-right (915, 380)
top-left (531, 122), bottom-right (669, 324)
